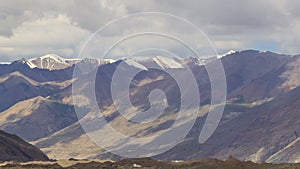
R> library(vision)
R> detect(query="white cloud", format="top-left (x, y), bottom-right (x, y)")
top-left (0, 14), bottom-right (90, 60)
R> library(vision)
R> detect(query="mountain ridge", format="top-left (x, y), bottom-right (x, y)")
top-left (0, 49), bottom-right (299, 163)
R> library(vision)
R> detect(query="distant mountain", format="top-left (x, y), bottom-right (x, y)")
top-left (27, 54), bottom-right (116, 71)
top-left (0, 71), bottom-right (69, 112)
top-left (0, 130), bottom-right (48, 162)
top-left (0, 50), bottom-right (299, 163)
top-left (59, 50), bottom-right (297, 108)
top-left (221, 50), bottom-right (295, 101)
top-left (156, 86), bottom-right (300, 163)
top-left (32, 87), bottom-right (300, 162)
top-left (0, 54), bottom-right (209, 72)
top-left (0, 59), bottom-right (74, 82)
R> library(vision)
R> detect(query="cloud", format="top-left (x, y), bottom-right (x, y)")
top-left (0, 14), bottom-right (90, 60)
top-left (0, 0), bottom-right (128, 35)
top-left (0, 0), bottom-right (300, 60)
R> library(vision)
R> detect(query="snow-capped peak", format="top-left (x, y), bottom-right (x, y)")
top-left (27, 54), bottom-right (80, 70)
top-left (217, 50), bottom-right (236, 59)
top-left (128, 56), bottom-right (185, 69)
top-left (33, 54), bottom-right (68, 63)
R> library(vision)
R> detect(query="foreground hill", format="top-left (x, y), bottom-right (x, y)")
top-left (0, 130), bottom-right (48, 162)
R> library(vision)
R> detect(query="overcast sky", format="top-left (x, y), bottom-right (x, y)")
top-left (0, 0), bottom-right (300, 61)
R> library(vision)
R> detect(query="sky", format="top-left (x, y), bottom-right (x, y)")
top-left (1, 0), bottom-right (300, 61)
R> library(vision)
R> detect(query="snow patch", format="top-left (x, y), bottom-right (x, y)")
top-left (25, 61), bottom-right (37, 68)
top-left (0, 62), bottom-right (10, 65)
top-left (124, 59), bottom-right (148, 70)
top-left (217, 50), bottom-right (236, 59)
top-left (133, 163), bottom-right (142, 168)
top-left (128, 56), bottom-right (184, 69)
top-left (100, 59), bottom-right (116, 64)
top-left (154, 56), bottom-right (183, 68)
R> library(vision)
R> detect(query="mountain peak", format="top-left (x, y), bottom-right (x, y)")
top-left (34, 54), bottom-right (66, 62)
top-left (27, 54), bottom-right (80, 70)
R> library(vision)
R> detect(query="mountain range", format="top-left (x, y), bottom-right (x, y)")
top-left (0, 50), bottom-right (299, 163)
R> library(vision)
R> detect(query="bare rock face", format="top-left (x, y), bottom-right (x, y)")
top-left (0, 130), bottom-right (49, 162)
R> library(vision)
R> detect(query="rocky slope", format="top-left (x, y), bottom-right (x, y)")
top-left (0, 130), bottom-right (48, 162)
top-left (158, 86), bottom-right (300, 163)
top-left (0, 96), bottom-right (86, 141)
top-left (0, 71), bottom-right (70, 112)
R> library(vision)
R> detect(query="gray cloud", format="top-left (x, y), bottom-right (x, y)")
top-left (0, 0), bottom-right (299, 60)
